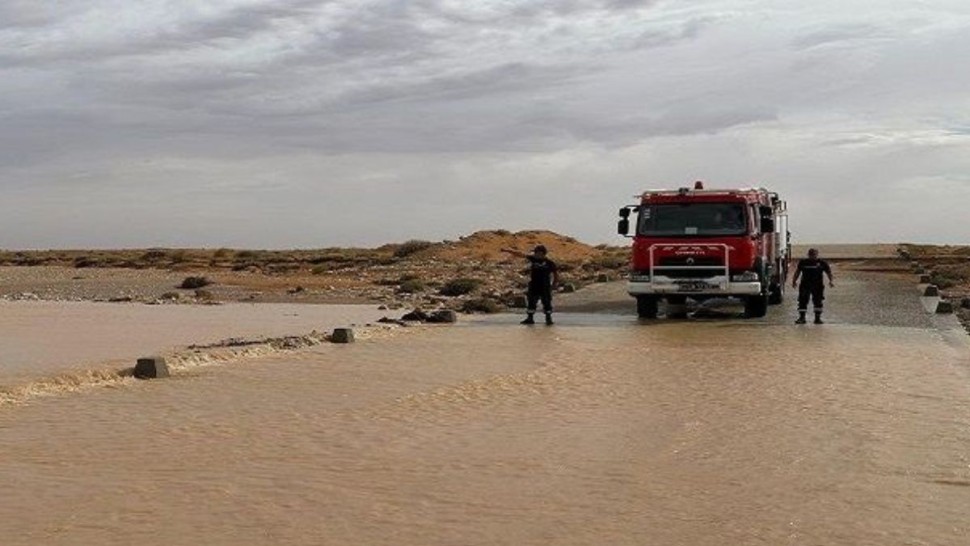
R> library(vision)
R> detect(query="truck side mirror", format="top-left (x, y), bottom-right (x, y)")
top-left (759, 205), bottom-right (773, 217)
top-left (618, 218), bottom-right (630, 236)
top-left (760, 217), bottom-right (775, 233)
top-left (619, 207), bottom-right (631, 219)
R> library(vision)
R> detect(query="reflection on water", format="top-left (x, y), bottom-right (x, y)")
top-left (2, 309), bottom-right (969, 545)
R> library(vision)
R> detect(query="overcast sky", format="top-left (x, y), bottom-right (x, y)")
top-left (2, 0), bottom-right (969, 249)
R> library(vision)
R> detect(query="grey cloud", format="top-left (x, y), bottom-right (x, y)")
top-left (3, 1), bottom-right (970, 247)
top-left (790, 23), bottom-right (886, 50)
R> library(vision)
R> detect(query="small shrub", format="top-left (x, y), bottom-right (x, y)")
top-left (179, 276), bottom-right (211, 289)
top-left (397, 279), bottom-right (426, 294)
top-left (194, 289), bottom-right (214, 300)
top-left (394, 240), bottom-right (435, 258)
top-left (440, 278), bottom-right (483, 297)
top-left (461, 298), bottom-right (504, 314)
top-left (74, 256), bottom-right (97, 268)
top-left (141, 249), bottom-right (168, 261)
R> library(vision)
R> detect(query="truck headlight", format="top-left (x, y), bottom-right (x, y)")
top-left (731, 271), bottom-right (759, 282)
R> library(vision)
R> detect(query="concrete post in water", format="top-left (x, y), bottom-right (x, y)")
top-left (134, 357), bottom-right (170, 380)
top-left (923, 285), bottom-right (940, 297)
top-left (330, 328), bottom-right (355, 344)
top-left (935, 300), bottom-right (954, 314)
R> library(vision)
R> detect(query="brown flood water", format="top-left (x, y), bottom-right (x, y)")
top-left (2, 270), bottom-right (970, 545)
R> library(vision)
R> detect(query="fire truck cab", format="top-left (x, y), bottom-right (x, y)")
top-left (617, 181), bottom-right (790, 319)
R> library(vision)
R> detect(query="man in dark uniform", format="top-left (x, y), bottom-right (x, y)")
top-left (792, 248), bottom-right (834, 324)
top-left (502, 245), bottom-right (560, 325)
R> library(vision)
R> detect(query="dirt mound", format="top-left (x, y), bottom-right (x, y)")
top-left (424, 230), bottom-right (604, 263)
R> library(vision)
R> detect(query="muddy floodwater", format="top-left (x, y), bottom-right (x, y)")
top-left (0, 301), bottom-right (384, 385)
top-left (2, 270), bottom-right (970, 545)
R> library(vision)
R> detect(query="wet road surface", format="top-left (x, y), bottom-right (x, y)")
top-left (2, 267), bottom-right (969, 545)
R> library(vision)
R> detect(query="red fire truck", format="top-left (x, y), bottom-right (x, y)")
top-left (617, 181), bottom-right (790, 318)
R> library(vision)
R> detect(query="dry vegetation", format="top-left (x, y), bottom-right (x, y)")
top-left (899, 243), bottom-right (970, 330)
top-left (0, 230), bottom-right (630, 313)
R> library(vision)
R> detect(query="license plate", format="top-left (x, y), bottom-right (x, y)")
top-left (676, 281), bottom-right (714, 292)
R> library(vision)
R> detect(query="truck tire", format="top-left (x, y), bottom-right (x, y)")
top-left (768, 282), bottom-right (784, 305)
top-left (636, 296), bottom-right (659, 319)
top-left (744, 293), bottom-right (769, 318)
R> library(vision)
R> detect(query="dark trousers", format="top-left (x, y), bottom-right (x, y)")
top-left (527, 284), bottom-right (553, 314)
top-left (798, 283), bottom-right (825, 312)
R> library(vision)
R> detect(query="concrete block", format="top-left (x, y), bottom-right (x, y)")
top-left (330, 328), bottom-right (355, 343)
top-left (936, 300), bottom-right (954, 314)
top-left (923, 285), bottom-right (940, 297)
top-left (134, 357), bottom-right (170, 380)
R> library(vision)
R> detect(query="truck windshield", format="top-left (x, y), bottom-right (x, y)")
top-left (638, 203), bottom-right (748, 237)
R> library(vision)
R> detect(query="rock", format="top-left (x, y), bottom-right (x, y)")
top-left (134, 357), bottom-right (170, 379)
top-left (923, 285), bottom-right (940, 297)
top-left (288, 286), bottom-right (305, 294)
top-left (560, 283), bottom-right (577, 293)
top-left (401, 309), bottom-right (429, 322)
top-left (936, 300), bottom-right (954, 314)
top-left (108, 296), bottom-right (133, 303)
top-left (919, 274), bottom-right (931, 284)
top-left (330, 328), bottom-right (355, 343)
top-left (378, 305), bottom-right (389, 310)
top-left (961, 297), bottom-right (970, 310)
top-left (596, 273), bottom-right (613, 283)
top-left (160, 292), bottom-right (180, 300)
top-left (428, 310), bottom-right (458, 323)
top-left (509, 295), bottom-right (528, 308)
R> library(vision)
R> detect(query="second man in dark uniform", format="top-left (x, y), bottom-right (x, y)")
top-left (792, 248), bottom-right (834, 324)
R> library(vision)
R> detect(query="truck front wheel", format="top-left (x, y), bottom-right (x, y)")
top-left (636, 296), bottom-right (659, 319)
top-left (744, 293), bottom-right (769, 318)
top-left (768, 282), bottom-right (784, 305)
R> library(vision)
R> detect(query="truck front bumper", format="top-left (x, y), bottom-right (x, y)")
top-left (627, 277), bottom-right (763, 297)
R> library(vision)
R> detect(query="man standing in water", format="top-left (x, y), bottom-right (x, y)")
top-left (502, 245), bottom-right (559, 325)
top-left (792, 248), bottom-right (834, 324)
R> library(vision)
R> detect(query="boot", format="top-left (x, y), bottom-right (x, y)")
top-left (521, 314), bottom-right (535, 325)
top-left (545, 313), bottom-right (554, 326)
top-left (795, 312), bottom-right (807, 324)
top-left (814, 312), bottom-right (824, 325)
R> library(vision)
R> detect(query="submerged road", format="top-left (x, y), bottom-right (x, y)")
top-left (2, 267), bottom-right (969, 545)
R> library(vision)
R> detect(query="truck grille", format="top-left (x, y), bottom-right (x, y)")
top-left (658, 256), bottom-right (723, 267)
top-left (655, 257), bottom-right (725, 279)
